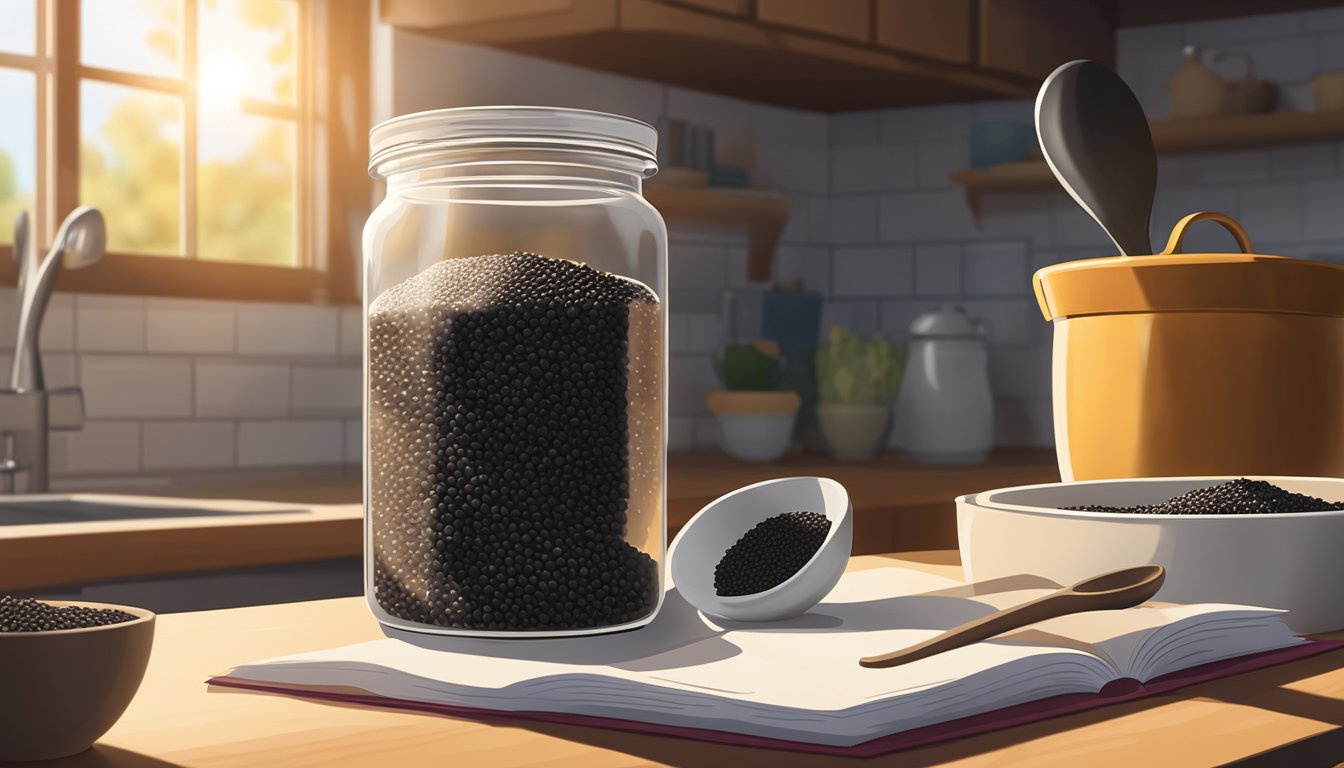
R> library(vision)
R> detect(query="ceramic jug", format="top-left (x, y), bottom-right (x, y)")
top-left (894, 306), bottom-right (993, 464)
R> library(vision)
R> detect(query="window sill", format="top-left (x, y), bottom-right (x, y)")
top-left (0, 248), bottom-right (359, 305)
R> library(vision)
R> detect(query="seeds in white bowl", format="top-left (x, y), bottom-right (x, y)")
top-left (1063, 478), bottom-right (1344, 515)
top-left (714, 511), bottom-right (831, 596)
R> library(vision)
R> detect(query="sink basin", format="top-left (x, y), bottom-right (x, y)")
top-left (0, 495), bottom-right (307, 526)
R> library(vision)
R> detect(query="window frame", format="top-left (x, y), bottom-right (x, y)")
top-left (0, 0), bottom-right (366, 304)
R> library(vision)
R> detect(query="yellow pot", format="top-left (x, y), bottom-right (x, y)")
top-left (1034, 212), bottom-right (1344, 481)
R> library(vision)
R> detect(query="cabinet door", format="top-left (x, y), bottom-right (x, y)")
top-left (979, 0), bottom-right (1113, 79)
top-left (875, 0), bottom-right (971, 64)
top-left (379, 0), bottom-right (618, 40)
top-left (756, 0), bottom-right (872, 42)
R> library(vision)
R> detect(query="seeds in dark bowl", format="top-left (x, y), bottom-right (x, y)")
top-left (714, 511), bottom-right (832, 597)
top-left (0, 596), bottom-right (136, 632)
top-left (1063, 478), bottom-right (1344, 515)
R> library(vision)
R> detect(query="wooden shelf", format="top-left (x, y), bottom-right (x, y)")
top-left (644, 185), bottom-right (791, 282)
top-left (952, 111), bottom-right (1344, 214)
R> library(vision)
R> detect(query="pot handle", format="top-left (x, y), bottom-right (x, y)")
top-left (1160, 211), bottom-right (1254, 255)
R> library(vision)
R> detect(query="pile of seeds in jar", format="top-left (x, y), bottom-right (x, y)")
top-left (368, 251), bottom-right (661, 632)
top-left (714, 511), bottom-right (832, 597)
top-left (0, 596), bottom-right (135, 632)
top-left (1064, 478), bottom-right (1344, 515)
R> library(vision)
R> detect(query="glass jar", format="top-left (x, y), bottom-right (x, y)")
top-left (363, 107), bottom-right (667, 637)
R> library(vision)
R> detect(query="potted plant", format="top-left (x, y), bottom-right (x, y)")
top-left (815, 327), bottom-right (905, 460)
top-left (706, 340), bottom-right (801, 462)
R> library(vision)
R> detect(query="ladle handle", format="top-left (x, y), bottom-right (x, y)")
top-left (1159, 211), bottom-right (1254, 255)
top-left (859, 566), bottom-right (1164, 669)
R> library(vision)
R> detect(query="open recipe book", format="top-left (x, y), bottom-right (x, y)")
top-left (214, 566), bottom-right (1337, 753)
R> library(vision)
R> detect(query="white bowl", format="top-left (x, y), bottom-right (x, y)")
top-left (669, 477), bottom-right (853, 622)
top-left (957, 476), bottom-right (1344, 634)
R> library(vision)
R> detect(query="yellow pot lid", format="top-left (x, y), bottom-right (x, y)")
top-left (1034, 212), bottom-right (1344, 321)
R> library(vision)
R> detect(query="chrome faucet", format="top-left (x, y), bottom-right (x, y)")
top-left (0, 207), bottom-right (105, 493)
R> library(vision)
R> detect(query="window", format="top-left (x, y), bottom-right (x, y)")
top-left (0, 0), bottom-right (368, 302)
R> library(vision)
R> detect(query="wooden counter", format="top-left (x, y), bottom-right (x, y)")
top-left (40, 551), bottom-right (1344, 767)
top-left (0, 451), bottom-right (1059, 591)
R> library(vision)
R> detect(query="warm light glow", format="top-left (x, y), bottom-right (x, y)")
top-left (198, 53), bottom-right (248, 109)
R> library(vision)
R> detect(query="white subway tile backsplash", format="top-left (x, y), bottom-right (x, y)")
top-left (994, 399), bottom-right (1055, 448)
top-left (1184, 11), bottom-right (1300, 45)
top-left (292, 365), bottom-right (361, 415)
top-left (960, 299), bottom-right (1037, 347)
top-left (770, 245), bottom-right (832, 294)
top-left (1052, 197), bottom-right (1116, 250)
top-left (75, 296), bottom-right (145, 352)
top-left (669, 416), bottom-right (695, 453)
top-left (236, 303), bottom-right (339, 357)
top-left (1303, 179), bottom-right (1344, 240)
top-left (878, 299), bottom-right (942, 338)
top-left (1269, 144), bottom-right (1337, 179)
top-left (668, 243), bottom-right (728, 293)
top-left (1303, 6), bottom-right (1344, 31)
top-left (684, 312), bottom-right (724, 353)
top-left (196, 361), bottom-right (290, 418)
top-left (1117, 24), bottom-right (1184, 58)
top-left (667, 312), bottom-right (689, 352)
top-left (1207, 38), bottom-right (1316, 83)
top-left (42, 353), bottom-right (78, 388)
top-left (917, 142), bottom-right (969, 189)
top-left (831, 145), bottom-right (916, 193)
top-left (338, 306), bottom-right (362, 359)
top-left (80, 356), bottom-right (192, 418)
top-left (915, 244), bottom-right (961, 296)
top-left (1179, 149), bottom-right (1269, 186)
top-left (964, 241), bottom-right (1029, 296)
top-left (1324, 33), bottom-right (1344, 72)
top-left (752, 104), bottom-right (829, 148)
top-left (344, 418), bottom-right (361, 466)
top-left (693, 416), bottom-right (721, 450)
top-left (830, 111), bottom-right (881, 148)
top-left (881, 104), bottom-right (972, 144)
top-left (238, 420), bottom-right (344, 467)
top-left (669, 354), bottom-right (717, 416)
top-left (989, 345), bottom-right (1052, 401)
top-left (142, 421), bottom-right (236, 470)
top-left (55, 421), bottom-right (141, 475)
top-left (145, 299), bottom-right (235, 354)
top-left (1237, 183), bottom-right (1303, 242)
top-left (39, 295), bottom-right (74, 351)
top-left (832, 246), bottom-right (914, 297)
top-left (821, 300), bottom-right (881, 338)
top-left (752, 144), bottom-right (829, 193)
top-left (970, 100), bottom-right (1033, 123)
top-left (880, 190), bottom-right (975, 243)
top-left (977, 193), bottom-right (1055, 246)
top-left (829, 196), bottom-right (878, 244)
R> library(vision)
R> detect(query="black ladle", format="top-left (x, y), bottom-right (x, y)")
top-left (1035, 60), bottom-right (1157, 256)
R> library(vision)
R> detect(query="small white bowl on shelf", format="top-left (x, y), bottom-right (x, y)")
top-left (669, 476), bottom-right (853, 622)
top-left (957, 476), bottom-right (1344, 634)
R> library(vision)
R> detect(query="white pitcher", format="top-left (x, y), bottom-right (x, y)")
top-left (895, 306), bottom-right (993, 464)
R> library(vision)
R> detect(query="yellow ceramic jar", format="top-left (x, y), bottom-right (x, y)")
top-left (1034, 212), bottom-right (1344, 481)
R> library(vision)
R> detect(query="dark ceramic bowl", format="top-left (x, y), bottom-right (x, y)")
top-left (0, 601), bottom-right (155, 761)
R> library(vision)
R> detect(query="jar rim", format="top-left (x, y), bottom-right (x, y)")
top-left (369, 106), bottom-right (658, 179)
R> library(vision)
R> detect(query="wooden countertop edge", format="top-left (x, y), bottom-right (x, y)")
top-left (0, 503), bottom-right (363, 591)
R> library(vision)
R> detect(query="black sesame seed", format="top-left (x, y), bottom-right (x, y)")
top-left (369, 252), bottom-right (661, 632)
top-left (1064, 478), bottom-right (1344, 515)
top-left (714, 511), bottom-right (831, 597)
top-left (0, 595), bottom-right (136, 632)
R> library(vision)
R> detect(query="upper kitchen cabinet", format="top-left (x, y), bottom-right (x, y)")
top-left (380, 0), bottom-right (1118, 110)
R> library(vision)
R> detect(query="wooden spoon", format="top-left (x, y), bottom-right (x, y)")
top-left (859, 565), bottom-right (1165, 669)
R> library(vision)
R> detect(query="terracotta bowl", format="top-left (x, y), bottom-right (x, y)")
top-left (0, 601), bottom-right (155, 761)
